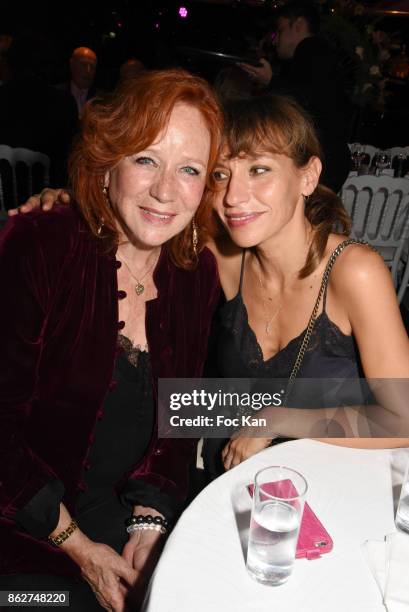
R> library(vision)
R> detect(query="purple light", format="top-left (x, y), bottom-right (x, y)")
top-left (155, 22), bottom-right (160, 29)
top-left (178, 6), bottom-right (188, 18)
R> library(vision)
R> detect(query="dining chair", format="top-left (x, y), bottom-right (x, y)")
top-left (0, 145), bottom-right (50, 219)
top-left (398, 256), bottom-right (409, 303)
top-left (348, 143), bottom-right (379, 167)
top-left (389, 146), bottom-right (409, 159)
top-left (340, 175), bottom-right (409, 303)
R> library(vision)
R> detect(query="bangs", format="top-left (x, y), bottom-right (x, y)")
top-left (221, 95), bottom-right (318, 165)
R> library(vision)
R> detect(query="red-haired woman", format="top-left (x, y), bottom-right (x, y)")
top-left (0, 70), bottom-right (222, 610)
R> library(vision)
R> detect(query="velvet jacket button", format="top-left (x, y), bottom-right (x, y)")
top-left (117, 290), bottom-right (127, 300)
top-left (118, 320), bottom-right (125, 330)
top-left (115, 260), bottom-right (122, 269)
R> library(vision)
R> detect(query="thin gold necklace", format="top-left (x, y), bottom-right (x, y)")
top-left (256, 261), bottom-right (282, 335)
top-left (117, 250), bottom-right (159, 296)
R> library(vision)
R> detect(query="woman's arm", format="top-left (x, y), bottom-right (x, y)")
top-left (337, 245), bottom-right (409, 378)
top-left (120, 505), bottom-right (165, 608)
top-left (53, 504), bottom-right (137, 612)
top-left (0, 217), bottom-right (138, 611)
top-left (0, 217), bottom-right (63, 513)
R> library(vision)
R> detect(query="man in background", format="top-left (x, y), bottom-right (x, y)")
top-left (240, 1), bottom-right (351, 193)
top-left (57, 47), bottom-right (97, 118)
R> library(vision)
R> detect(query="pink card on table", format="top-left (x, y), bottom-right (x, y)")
top-left (248, 479), bottom-right (333, 560)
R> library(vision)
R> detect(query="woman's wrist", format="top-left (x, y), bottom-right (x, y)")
top-left (128, 506), bottom-right (168, 537)
top-left (48, 502), bottom-right (92, 564)
top-left (133, 505), bottom-right (164, 519)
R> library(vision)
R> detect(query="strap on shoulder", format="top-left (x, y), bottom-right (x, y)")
top-left (321, 239), bottom-right (371, 311)
top-left (286, 238), bottom-right (373, 394)
top-left (238, 249), bottom-right (246, 294)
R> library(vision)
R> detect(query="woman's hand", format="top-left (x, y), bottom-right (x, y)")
top-left (122, 529), bottom-right (163, 605)
top-left (222, 436), bottom-right (272, 470)
top-left (63, 530), bottom-right (137, 612)
top-left (121, 505), bottom-right (165, 607)
top-left (8, 188), bottom-right (71, 216)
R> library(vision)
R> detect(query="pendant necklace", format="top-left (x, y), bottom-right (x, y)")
top-left (117, 251), bottom-right (160, 296)
top-left (257, 263), bottom-right (282, 335)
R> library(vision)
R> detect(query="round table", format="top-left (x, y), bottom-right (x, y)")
top-left (143, 440), bottom-right (408, 612)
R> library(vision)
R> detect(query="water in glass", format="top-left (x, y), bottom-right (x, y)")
top-left (247, 499), bottom-right (300, 586)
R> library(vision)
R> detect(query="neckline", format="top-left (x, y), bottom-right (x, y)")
top-left (222, 292), bottom-right (352, 365)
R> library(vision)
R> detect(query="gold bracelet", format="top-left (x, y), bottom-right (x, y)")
top-left (48, 519), bottom-right (78, 547)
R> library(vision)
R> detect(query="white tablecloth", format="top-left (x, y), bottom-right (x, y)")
top-left (143, 440), bottom-right (409, 612)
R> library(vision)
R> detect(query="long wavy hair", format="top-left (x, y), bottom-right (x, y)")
top-left (215, 94), bottom-right (351, 277)
top-left (69, 69), bottom-right (223, 269)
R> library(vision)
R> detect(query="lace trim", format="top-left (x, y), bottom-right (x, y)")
top-left (220, 295), bottom-right (355, 373)
top-left (117, 334), bottom-right (149, 368)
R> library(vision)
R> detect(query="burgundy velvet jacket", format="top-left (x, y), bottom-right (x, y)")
top-left (0, 205), bottom-right (220, 576)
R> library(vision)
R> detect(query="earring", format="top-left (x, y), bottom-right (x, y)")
top-left (192, 218), bottom-right (198, 257)
top-left (97, 216), bottom-right (105, 235)
top-left (98, 184), bottom-right (109, 236)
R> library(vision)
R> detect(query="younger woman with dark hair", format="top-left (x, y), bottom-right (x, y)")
top-left (204, 94), bottom-right (409, 471)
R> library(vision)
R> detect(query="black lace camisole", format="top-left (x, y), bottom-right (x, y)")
top-left (216, 242), bottom-right (368, 408)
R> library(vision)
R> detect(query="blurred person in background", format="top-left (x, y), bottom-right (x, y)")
top-left (57, 46), bottom-right (98, 118)
top-left (239, 0), bottom-right (351, 193)
top-left (119, 58), bottom-right (145, 84)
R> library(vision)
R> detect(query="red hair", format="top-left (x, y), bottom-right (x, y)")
top-left (69, 69), bottom-right (222, 268)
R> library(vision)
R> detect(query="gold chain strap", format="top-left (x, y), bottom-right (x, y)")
top-left (285, 239), bottom-right (373, 402)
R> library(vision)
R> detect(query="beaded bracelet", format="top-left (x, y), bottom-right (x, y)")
top-left (125, 514), bottom-right (169, 535)
top-left (48, 519), bottom-right (78, 547)
top-left (127, 523), bottom-right (167, 535)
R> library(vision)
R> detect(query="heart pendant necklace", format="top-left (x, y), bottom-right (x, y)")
top-left (117, 251), bottom-right (159, 296)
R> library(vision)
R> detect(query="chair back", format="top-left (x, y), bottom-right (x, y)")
top-left (389, 146), bottom-right (409, 158)
top-left (340, 175), bottom-right (409, 288)
top-left (0, 145), bottom-right (50, 218)
top-left (348, 143), bottom-right (379, 166)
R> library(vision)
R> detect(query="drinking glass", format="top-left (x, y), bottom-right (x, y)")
top-left (246, 466), bottom-right (308, 586)
top-left (396, 457), bottom-right (409, 533)
top-left (375, 150), bottom-right (392, 175)
top-left (351, 144), bottom-right (365, 171)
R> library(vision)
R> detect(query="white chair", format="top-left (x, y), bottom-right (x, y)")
top-left (389, 146), bottom-right (409, 159)
top-left (348, 143), bottom-right (379, 167)
top-left (340, 175), bottom-right (409, 302)
top-left (0, 145), bottom-right (50, 219)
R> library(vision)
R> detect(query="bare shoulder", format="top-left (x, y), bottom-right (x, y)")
top-left (327, 235), bottom-right (395, 300)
